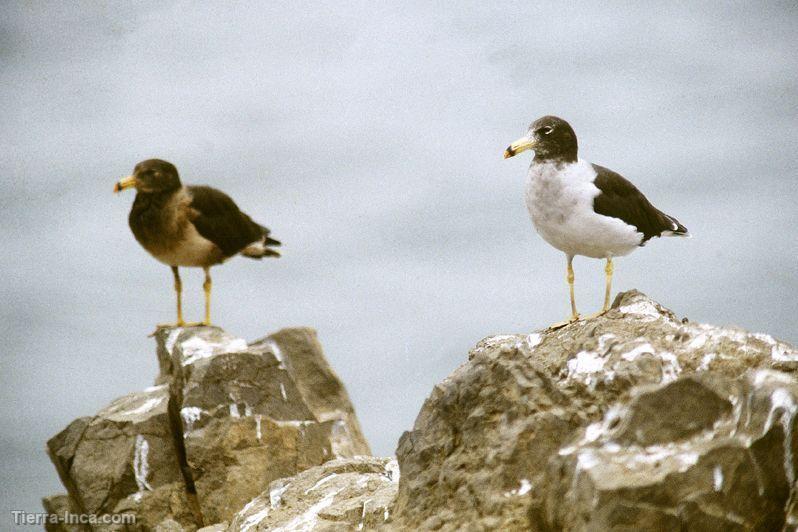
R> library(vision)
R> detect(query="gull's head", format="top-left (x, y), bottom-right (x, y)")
top-left (114, 159), bottom-right (181, 194)
top-left (504, 115), bottom-right (578, 163)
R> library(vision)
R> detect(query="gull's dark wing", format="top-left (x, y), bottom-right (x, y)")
top-left (591, 164), bottom-right (688, 243)
top-left (187, 185), bottom-right (267, 257)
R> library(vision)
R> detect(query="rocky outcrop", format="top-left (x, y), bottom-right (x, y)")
top-left (393, 290), bottom-right (798, 531)
top-left (226, 456), bottom-right (399, 531)
top-left (45, 326), bottom-right (369, 530)
top-left (44, 291), bottom-right (797, 531)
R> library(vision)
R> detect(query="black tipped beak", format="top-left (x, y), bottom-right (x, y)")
top-left (114, 175), bottom-right (136, 193)
top-left (504, 136), bottom-right (535, 159)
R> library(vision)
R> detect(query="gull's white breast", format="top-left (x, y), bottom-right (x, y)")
top-left (525, 159), bottom-right (642, 259)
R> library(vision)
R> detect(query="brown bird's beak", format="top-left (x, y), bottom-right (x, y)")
top-left (504, 136), bottom-right (537, 159)
top-left (114, 175), bottom-right (136, 193)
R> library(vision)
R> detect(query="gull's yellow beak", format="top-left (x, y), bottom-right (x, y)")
top-left (504, 136), bottom-right (536, 159)
top-left (113, 175), bottom-right (136, 193)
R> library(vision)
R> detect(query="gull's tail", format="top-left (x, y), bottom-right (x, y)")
top-left (241, 228), bottom-right (282, 259)
top-left (660, 213), bottom-right (690, 238)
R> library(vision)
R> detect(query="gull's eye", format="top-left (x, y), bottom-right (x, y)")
top-left (539, 126), bottom-right (553, 136)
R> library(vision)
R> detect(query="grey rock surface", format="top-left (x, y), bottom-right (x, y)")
top-left (45, 325), bottom-right (369, 530)
top-left (392, 290), bottom-right (798, 531)
top-left (226, 456), bottom-right (399, 531)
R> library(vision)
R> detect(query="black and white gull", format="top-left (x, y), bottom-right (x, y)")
top-left (504, 116), bottom-right (689, 326)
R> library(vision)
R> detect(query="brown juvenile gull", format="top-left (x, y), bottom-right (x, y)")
top-left (504, 116), bottom-right (689, 328)
top-left (114, 159), bottom-right (281, 326)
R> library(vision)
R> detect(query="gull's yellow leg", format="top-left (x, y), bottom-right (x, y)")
top-left (585, 257), bottom-right (615, 320)
top-left (202, 267), bottom-right (212, 326)
top-left (154, 266), bottom-right (202, 331)
top-left (603, 257), bottom-right (614, 312)
top-left (549, 255), bottom-right (580, 330)
top-left (567, 255), bottom-right (579, 321)
top-left (172, 266), bottom-right (185, 326)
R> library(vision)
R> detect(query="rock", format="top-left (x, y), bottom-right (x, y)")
top-left (154, 518), bottom-right (187, 531)
top-left (41, 494), bottom-right (81, 532)
top-left (196, 524), bottom-right (228, 532)
top-left (255, 328), bottom-right (371, 458)
top-left (392, 290), bottom-right (798, 531)
top-left (226, 456), bottom-right (399, 531)
top-left (46, 325), bottom-right (370, 530)
top-left (159, 326), bottom-right (370, 524)
top-left (548, 371), bottom-right (796, 530)
top-left (46, 384), bottom-right (196, 530)
top-left (46, 291), bottom-right (797, 530)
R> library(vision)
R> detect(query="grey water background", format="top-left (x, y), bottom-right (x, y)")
top-left (1, 1), bottom-right (796, 519)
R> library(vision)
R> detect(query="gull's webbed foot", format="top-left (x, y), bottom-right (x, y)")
top-left (547, 314), bottom-right (581, 330)
top-left (150, 320), bottom-right (205, 336)
top-left (583, 309), bottom-right (610, 320)
top-left (155, 320), bottom-right (204, 328)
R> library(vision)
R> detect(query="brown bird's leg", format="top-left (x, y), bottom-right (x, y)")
top-left (202, 267), bottom-right (212, 326)
top-left (155, 266), bottom-right (201, 330)
top-left (173, 266), bottom-right (185, 326)
top-left (549, 255), bottom-right (580, 330)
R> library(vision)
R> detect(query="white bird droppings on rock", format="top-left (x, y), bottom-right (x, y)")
top-left (241, 506), bottom-right (270, 532)
top-left (764, 387), bottom-right (798, 485)
top-left (620, 342), bottom-right (655, 361)
top-left (525, 333), bottom-right (542, 349)
top-left (618, 298), bottom-right (662, 321)
top-left (385, 458), bottom-right (400, 483)
top-left (698, 353), bottom-right (717, 371)
top-left (180, 406), bottom-right (203, 433)
top-left (180, 335), bottom-right (248, 365)
top-left (270, 481), bottom-right (290, 509)
top-left (126, 396), bottom-right (165, 416)
top-left (566, 350), bottom-right (608, 387)
top-left (133, 435), bottom-right (153, 498)
top-left (304, 473), bottom-right (338, 494)
top-left (265, 339), bottom-right (284, 363)
top-left (164, 328), bottom-right (183, 355)
top-left (271, 488), bottom-right (342, 532)
top-left (713, 466), bottom-right (723, 492)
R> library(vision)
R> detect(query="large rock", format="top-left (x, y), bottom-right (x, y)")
top-left (226, 456), bottom-right (399, 531)
top-left (46, 384), bottom-right (196, 530)
top-left (547, 370), bottom-right (797, 530)
top-left (392, 290), bottom-right (798, 531)
top-left (45, 325), bottom-right (370, 529)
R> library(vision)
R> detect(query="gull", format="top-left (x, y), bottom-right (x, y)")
top-left (504, 116), bottom-right (688, 326)
top-left (114, 159), bottom-right (281, 326)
